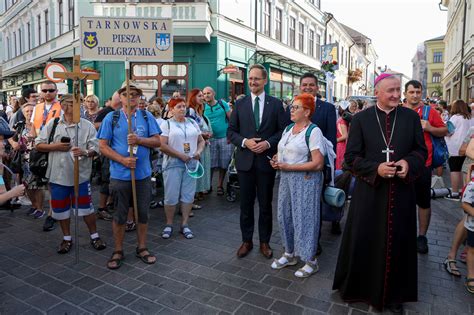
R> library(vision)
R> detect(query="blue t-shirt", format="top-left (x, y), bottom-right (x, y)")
top-left (203, 100), bottom-right (230, 139)
top-left (97, 110), bottom-right (161, 180)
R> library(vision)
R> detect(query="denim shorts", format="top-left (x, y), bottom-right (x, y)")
top-left (162, 166), bottom-right (196, 205)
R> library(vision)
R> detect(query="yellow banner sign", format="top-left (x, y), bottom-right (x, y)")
top-left (80, 17), bottom-right (173, 61)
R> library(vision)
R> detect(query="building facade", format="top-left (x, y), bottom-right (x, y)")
top-left (411, 44), bottom-right (427, 98)
top-left (341, 23), bottom-right (377, 97)
top-left (0, 0), bottom-right (89, 99)
top-left (441, 0), bottom-right (473, 103)
top-left (1, 0), bottom-right (378, 105)
top-left (424, 35), bottom-right (445, 100)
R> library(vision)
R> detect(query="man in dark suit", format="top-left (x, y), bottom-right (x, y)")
top-left (227, 64), bottom-right (287, 259)
top-left (299, 73), bottom-right (337, 150)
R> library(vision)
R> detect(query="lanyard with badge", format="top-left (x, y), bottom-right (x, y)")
top-left (40, 105), bottom-right (56, 131)
top-left (174, 119), bottom-right (191, 154)
top-left (123, 111), bottom-right (139, 155)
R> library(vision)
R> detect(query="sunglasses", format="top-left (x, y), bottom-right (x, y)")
top-left (41, 89), bottom-right (56, 93)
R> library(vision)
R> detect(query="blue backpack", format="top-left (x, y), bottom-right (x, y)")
top-left (422, 106), bottom-right (449, 168)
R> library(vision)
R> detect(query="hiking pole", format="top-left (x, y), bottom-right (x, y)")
top-left (125, 60), bottom-right (139, 223)
top-left (73, 73), bottom-right (81, 265)
top-left (73, 122), bottom-right (80, 264)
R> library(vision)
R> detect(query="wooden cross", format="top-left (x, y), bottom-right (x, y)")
top-left (53, 55), bottom-right (100, 123)
top-left (52, 55), bottom-right (100, 264)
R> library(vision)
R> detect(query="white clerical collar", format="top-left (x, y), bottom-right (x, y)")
top-left (376, 103), bottom-right (395, 114)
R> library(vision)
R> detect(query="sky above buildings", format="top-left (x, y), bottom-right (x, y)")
top-left (322, 0), bottom-right (448, 77)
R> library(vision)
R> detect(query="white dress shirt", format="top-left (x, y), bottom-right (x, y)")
top-left (241, 91), bottom-right (270, 149)
top-left (251, 91), bottom-right (265, 126)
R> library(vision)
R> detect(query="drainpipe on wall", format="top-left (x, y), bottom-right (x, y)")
top-left (458, 0), bottom-right (467, 99)
top-left (347, 42), bottom-right (355, 97)
top-left (323, 12), bottom-right (333, 45)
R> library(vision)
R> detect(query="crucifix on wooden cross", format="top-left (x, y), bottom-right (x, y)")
top-left (52, 54), bottom-right (100, 265)
top-left (53, 55), bottom-right (100, 124)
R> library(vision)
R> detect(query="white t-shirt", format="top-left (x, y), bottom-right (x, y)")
top-left (277, 124), bottom-right (325, 164)
top-left (160, 118), bottom-right (201, 156)
top-left (462, 180), bottom-right (474, 232)
top-left (445, 114), bottom-right (472, 156)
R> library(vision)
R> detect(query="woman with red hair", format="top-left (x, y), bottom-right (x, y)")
top-left (270, 93), bottom-right (334, 278)
top-left (187, 89), bottom-right (213, 200)
top-left (159, 97), bottom-right (205, 239)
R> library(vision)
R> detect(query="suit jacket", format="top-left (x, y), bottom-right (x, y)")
top-left (227, 94), bottom-right (287, 172)
top-left (311, 98), bottom-right (337, 152)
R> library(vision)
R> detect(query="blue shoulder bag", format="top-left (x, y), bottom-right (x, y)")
top-left (422, 106), bottom-right (449, 168)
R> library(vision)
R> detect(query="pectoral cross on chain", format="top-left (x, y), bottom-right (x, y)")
top-left (382, 147), bottom-right (394, 162)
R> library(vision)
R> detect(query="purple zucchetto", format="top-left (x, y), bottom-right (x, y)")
top-left (374, 73), bottom-right (394, 86)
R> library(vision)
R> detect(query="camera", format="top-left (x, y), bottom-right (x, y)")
top-left (60, 136), bottom-right (71, 143)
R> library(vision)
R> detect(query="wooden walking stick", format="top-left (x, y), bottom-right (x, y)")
top-left (54, 55), bottom-right (100, 264)
top-left (125, 60), bottom-right (139, 223)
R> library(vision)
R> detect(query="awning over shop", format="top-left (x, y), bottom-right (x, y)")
top-left (252, 50), bottom-right (326, 83)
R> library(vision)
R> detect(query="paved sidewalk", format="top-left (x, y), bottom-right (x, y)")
top-left (0, 182), bottom-right (473, 314)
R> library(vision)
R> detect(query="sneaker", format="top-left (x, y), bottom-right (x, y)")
top-left (33, 209), bottom-right (45, 219)
top-left (43, 216), bottom-right (56, 232)
top-left (417, 235), bottom-right (429, 254)
top-left (444, 195), bottom-right (461, 201)
top-left (150, 200), bottom-right (158, 209)
top-left (26, 208), bottom-right (36, 216)
top-left (18, 196), bottom-right (32, 206)
top-left (97, 208), bottom-right (113, 221)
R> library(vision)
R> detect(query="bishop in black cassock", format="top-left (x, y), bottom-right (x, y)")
top-left (332, 74), bottom-right (427, 311)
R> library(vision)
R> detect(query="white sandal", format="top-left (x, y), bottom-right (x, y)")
top-left (271, 253), bottom-right (297, 270)
top-left (294, 260), bottom-right (319, 278)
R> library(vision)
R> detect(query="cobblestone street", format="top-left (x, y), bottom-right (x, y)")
top-left (0, 181), bottom-right (473, 314)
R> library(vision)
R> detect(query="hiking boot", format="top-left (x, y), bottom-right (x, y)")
top-left (417, 235), bottom-right (429, 254)
top-left (43, 216), bottom-right (56, 232)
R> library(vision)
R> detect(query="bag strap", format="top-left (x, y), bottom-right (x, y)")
top-left (112, 110), bottom-right (121, 130)
top-left (422, 105), bottom-right (430, 121)
top-left (217, 99), bottom-right (229, 123)
top-left (285, 122), bottom-right (295, 133)
top-left (47, 117), bottom-right (60, 144)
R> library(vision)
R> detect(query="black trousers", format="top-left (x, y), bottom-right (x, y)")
top-left (237, 165), bottom-right (276, 243)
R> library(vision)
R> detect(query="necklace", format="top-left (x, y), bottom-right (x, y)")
top-left (374, 106), bottom-right (398, 162)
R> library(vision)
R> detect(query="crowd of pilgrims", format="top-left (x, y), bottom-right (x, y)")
top-left (0, 66), bottom-right (473, 312)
